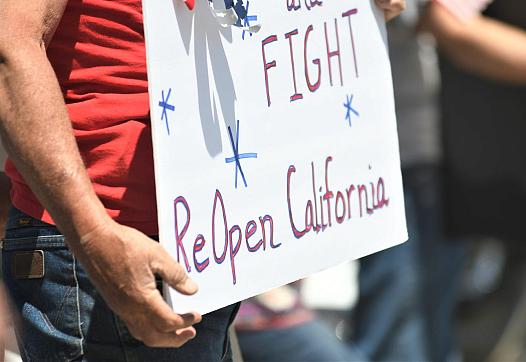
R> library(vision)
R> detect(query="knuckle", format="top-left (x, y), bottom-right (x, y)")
top-left (165, 263), bottom-right (185, 282)
top-left (158, 320), bottom-right (178, 333)
top-left (172, 267), bottom-right (187, 282)
top-left (158, 326), bottom-right (173, 334)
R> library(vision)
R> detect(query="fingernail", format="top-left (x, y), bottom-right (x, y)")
top-left (185, 278), bottom-right (199, 293)
top-left (184, 0), bottom-right (195, 10)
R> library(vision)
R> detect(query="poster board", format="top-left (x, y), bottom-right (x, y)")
top-left (143, 0), bottom-right (408, 314)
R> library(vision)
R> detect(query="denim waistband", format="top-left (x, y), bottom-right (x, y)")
top-left (2, 207), bottom-right (66, 251)
top-left (1, 236), bottom-right (67, 251)
top-left (5, 206), bottom-right (53, 231)
top-left (3, 207), bottom-right (159, 251)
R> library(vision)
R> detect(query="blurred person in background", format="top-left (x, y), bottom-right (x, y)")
top-left (419, 2), bottom-right (526, 359)
top-left (234, 3), bottom-right (408, 361)
top-left (235, 285), bottom-right (363, 362)
top-left (426, 0), bottom-right (526, 304)
top-left (422, 0), bottom-right (526, 244)
top-left (351, 1), bottom-right (467, 361)
top-left (0, 1), bottom-right (407, 361)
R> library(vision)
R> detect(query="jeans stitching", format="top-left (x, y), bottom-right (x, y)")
top-left (72, 256), bottom-right (85, 357)
top-left (2, 236), bottom-right (66, 251)
top-left (39, 310), bottom-right (57, 333)
top-left (55, 286), bottom-right (76, 328)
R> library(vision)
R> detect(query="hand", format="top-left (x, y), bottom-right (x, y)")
top-left (76, 220), bottom-right (202, 348)
top-left (375, 0), bottom-right (406, 22)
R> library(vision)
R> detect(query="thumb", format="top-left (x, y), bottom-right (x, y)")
top-left (151, 247), bottom-right (199, 296)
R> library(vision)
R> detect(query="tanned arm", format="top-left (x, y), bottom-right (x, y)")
top-left (0, 1), bottom-right (201, 348)
top-left (421, 1), bottom-right (526, 84)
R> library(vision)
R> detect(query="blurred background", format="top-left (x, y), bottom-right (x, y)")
top-left (233, 1), bottom-right (526, 361)
top-left (2, 0), bottom-right (526, 361)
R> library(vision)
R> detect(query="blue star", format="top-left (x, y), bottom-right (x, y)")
top-left (344, 94), bottom-right (359, 127)
top-left (225, 120), bottom-right (258, 188)
top-left (159, 89), bottom-right (175, 135)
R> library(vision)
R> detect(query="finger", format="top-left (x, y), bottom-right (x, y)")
top-left (125, 292), bottom-right (202, 345)
top-left (145, 290), bottom-right (202, 332)
top-left (151, 247), bottom-right (199, 296)
top-left (140, 326), bottom-right (198, 348)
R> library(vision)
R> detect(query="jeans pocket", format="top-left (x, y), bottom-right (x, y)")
top-left (2, 234), bottom-right (84, 362)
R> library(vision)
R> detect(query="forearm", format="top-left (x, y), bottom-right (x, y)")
top-left (423, 2), bottom-right (526, 84)
top-left (0, 43), bottom-right (112, 247)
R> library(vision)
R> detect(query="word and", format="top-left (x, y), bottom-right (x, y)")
top-left (287, 156), bottom-right (389, 239)
top-left (286, 0), bottom-right (323, 12)
top-left (262, 8), bottom-right (359, 107)
top-left (173, 190), bottom-right (280, 285)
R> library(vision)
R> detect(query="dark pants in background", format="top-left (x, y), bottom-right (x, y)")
top-left (354, 165), bottom-right (467, 362)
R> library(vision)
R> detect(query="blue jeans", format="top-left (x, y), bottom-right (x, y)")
top-left (353, 165), bottom-right (466, 362)
top-left (354, 213), bottom-right (427, 362)
top-left (2, 207), bottom-right (239, 362)
top-left (237, 320), bottom-right (364, 362)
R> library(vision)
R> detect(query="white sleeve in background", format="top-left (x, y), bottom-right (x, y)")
top-left (435, 0), bottom-right (494, 21)
top-left (301, 261), bottom-right (359, 311)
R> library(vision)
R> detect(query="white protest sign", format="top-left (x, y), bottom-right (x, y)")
top-left (143, 0), bottom-right (408, 314)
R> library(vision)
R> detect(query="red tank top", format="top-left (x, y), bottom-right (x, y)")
top-left (5, 0), bottom-right (158, 234)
